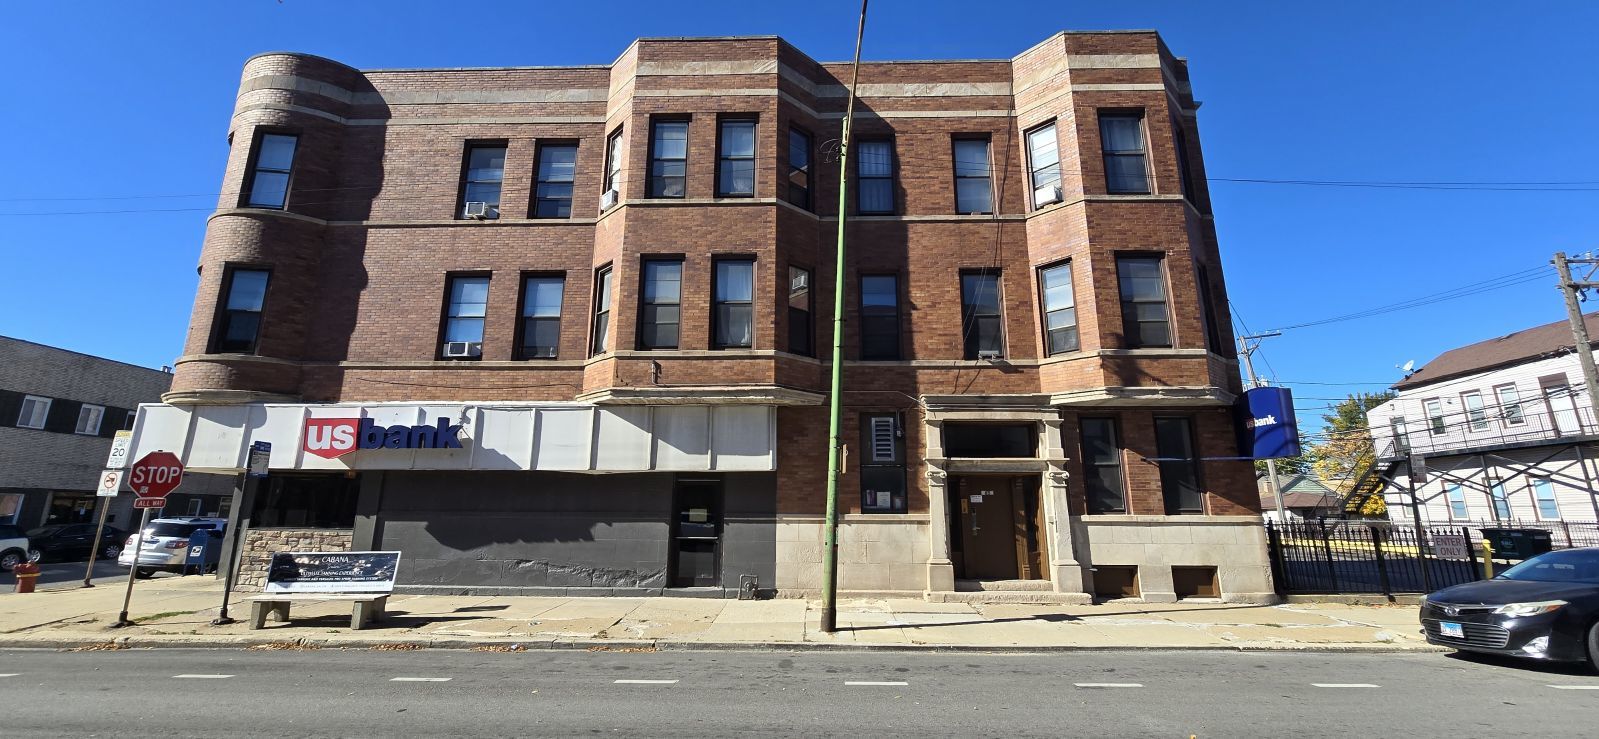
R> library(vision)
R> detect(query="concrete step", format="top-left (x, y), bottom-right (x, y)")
top-left (954, 579), bottom-right (1053, 592)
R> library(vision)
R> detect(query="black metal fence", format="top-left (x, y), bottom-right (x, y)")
top-left (1266, 520), bottom-right (1485, 596)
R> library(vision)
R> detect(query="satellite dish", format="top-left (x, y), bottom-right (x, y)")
top-left (1396, 359), bottom-right (1416, 378)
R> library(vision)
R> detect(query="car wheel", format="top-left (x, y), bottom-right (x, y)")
top-left (1588, 621), bottom-right (1599, 674)
top-left (101, 543), bottom-right (122, 560)
top-left (28, 549), bottom-right (43, 564)
top-left (134, 567), bottom-right (154, 579)
top-left (0, 550), bottom-right (23, 572)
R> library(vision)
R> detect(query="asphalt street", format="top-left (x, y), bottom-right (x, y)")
top-left (0, 648), bottom-right (1595, 737)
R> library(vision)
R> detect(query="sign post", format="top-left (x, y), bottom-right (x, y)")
top-left (113, 450), bottom-right (185, 628)
top-left (82, 431), bottom-right (133, 588)
top-left (214, 441), bottom-right (270, 626)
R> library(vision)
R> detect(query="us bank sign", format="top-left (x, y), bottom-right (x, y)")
top-left (303, 417), bottom-right (464, 459)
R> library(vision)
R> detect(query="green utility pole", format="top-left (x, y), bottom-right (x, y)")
top-left (820, 0), bottom-right (869, 634)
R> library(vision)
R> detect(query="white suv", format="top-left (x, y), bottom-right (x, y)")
top-left (118, 517), bottom-right (227, 578)
top-left (0, 525), bottom-right (28, 571)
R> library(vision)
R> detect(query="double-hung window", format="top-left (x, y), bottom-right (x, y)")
top-left (856, 140), bottom-right (894, 214)
top-left (717, 119), bottom-right (756, 197)
top-left (860, 274), bottom-right (900, 360)
top-left (638, 260), bottom-right (682, 350)
top-left (1026, 123), bottom-right (1061, 208)
top-left (1425, 399), bottom-right (1446, 435)
top-left (649, 119), bottom-right (689, 198)
top-left (860, 413), bottom-right (907, 513)
top-left (953, 138), bottom-right (993, 214)
top-left (533, 142), bottom-right (577, 218)
top-left (1461, 391), bottom-right (1488, 431)
top-left (17, 395), bottom-right (51, 430)
top-left (1487, 478), bottom-right (1511, 520)
top-left (242, 132), bottom-right (297, 209)
top-left (960, 271), bottom-right (1003, 359)
top-left (75, 404), bottom-right (105, 436)
top-left (213, 268), bottom-right (270, 354)
top-left (1039, 262), bottom-right (1078, 355)
top-left (591, 266), bottom-right (613, 356)
top-left (1117, 255), bottom-right (1170, 348)
top-left (713, 259), bottom-right (755, 349)
top-left (459, 142), bottom-right (506, 219)
top-left (518, 275), bottom-right (564, 359)
top-left (1531, 477), bottom-right (1560, 520)
top-left (1099, 111), bottom-right (1149, 194)
top-left (788, 266), bottom-right (813, 356)
top-left (1173, 118), bottom-right (1197, 202)
top-left (1446, 484), bottom-right (1469, 519)
top-left (603, 128), bottom-right (624, 197)
top-left (1496, 383), bottom-right (1524, 426)
top-left (441, 275), bottom-right (489, 355)
top-left (1081, 418), bottom-right (1126, 513)
top-left (1155, 417), bottom-right (1203, 514)
top-left (787, 128), bottom-right (812, 209)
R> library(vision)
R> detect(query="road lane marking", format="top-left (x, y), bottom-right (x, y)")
top-left (614, 679), bottom-right (679, 685)
top-left (391, 677), bottom-right (452, 682)
top-left (845, 681), bottom-right (909, 686)
top-left (173, 674), bottom-right (233, 679)
top-left (1311, 683), bottom-right (1379, 688)
top-left (1074, 683), bottom-right (1143, 688)
top-left (1549, 685), bottom-right (1599, 690)
top-left (0, 674), bottom-right (19, 678)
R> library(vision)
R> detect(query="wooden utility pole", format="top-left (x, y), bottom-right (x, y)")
top-left (1238, 331), bottom-right (1285, 521)
top-left (1552, 252), bottom-right (1599, 430)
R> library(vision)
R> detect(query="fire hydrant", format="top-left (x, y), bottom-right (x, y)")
top-left (12, 562), bottom-right (40, 594)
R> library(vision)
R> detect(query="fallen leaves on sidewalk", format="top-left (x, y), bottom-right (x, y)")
top-left (586, 645), bottom-right (657, 653)
top-left (371, 643), bottom-right (425, 651)
top-left (246, 641), bottom-right (321, 651)
top-left (65, 641), bottom-right (126, 651)
top-left (470, 644), bottom-right (527, 652)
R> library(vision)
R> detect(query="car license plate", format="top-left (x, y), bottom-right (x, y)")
top-left (1439, 621), bottom-right (1465, 639)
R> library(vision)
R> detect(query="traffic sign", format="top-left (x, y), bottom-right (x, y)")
top-left (1434, 533), bottom-right (1470, 560)
top-left (97, 469), bottom-right (124, 498)
top-left (128, 451), bottom-right (184, 499)
top-left (247, 441), bottom-right (272, 478)
top-left (104, 430), bottom-right (133, 470)
top-left (132, 498), bottom-right (166, 509)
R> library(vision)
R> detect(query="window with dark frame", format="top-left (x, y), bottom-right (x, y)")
top-left (714, 259), bottom-right (755, 349)
top-left (649, 119), bottom-right (688, 198)
top-left (1155, 416), bottom-right (1203, 514)
top-left (591, 265), bottom-right (613, 356)
top-left (638, 259), bottom-right (683, 349)
top-left (603, 127), bottom-right (624, 195)
top-left (1116, 255), bottom-right (1170, 348)
top-left (518, 275), bottom-right (564, 359)
top-left (213, 268), bottom-right (270, 354)
top-left (441, 275), bottom-right (489, 354)
top-left (960, 271), bottom-right (1003, 359)
top-left (860, 413), bottom-right (907, 513)
top-left (1425, 398), bottom-right (1446, 435)
top-left (458, 142), bottom-right (506, 218)
top-left (788, 265), bottom-right (813, 356)
top-left (242, 132), bottom-right (297, 209)
top-left (1172, 117), bottom-right (1197, 203)
top-left (1081, 418), bottom-right (1126, 513)
top-left (857, 139), bottom-right (895, 214)
top-left (533, 142), bottom-right (577, 218)
top-left (860, 274), bottom-right (900, 360)
top-left (249, 474), bottom-right (359, 528)
top-left (953, 137), bottom-right (993, 214)
top-left (717, 118), bottom-right (757, 197)
top-left (1196, 265), bottom-right (1224, 353)
top-left (1025, 123), bottom-right (1061, 208)
top-left (1099, 111), bottom-right (1149, 194)
top-left (787, 127), bottom-right (812, 210)
top-left (1039, 262), bottom-right (1078, 355)
top-left (75, 404), bottom-right (104, 436)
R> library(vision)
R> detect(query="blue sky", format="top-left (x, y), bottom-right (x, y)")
top-left (2, 1), bottom-right (1596, 428)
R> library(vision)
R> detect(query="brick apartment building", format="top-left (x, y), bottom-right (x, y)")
top-left (128, 30), bottom-right (1271, 601)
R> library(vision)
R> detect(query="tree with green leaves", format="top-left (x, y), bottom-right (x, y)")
top-left (1309, 391), bottom-right (1396, 496)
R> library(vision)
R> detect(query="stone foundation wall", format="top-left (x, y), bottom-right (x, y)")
top-left (1077, 516), bottom-right (1274, 603)
top-left (773, 515), bottom-right (930, 596)
top-left (233, 528), bottom-right (354, 591)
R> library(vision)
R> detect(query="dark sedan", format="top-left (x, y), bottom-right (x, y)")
top-left (26, 524), bottom-right (127, 563)
top-left (1421, 547), bottom-right (1599, 669)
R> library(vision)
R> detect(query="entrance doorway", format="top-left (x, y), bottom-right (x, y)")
top-left (950, 475), bottom-right (1046, 580)
top-left (669, 479), bottom-right (722, 588)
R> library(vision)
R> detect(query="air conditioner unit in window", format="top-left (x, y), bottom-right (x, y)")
top-left (977, 349), bottom-right (1003, 361)
top-left (599, 189), bottom-right (620, 212)
top-left (441, 341), bottom-right (482, 359)
top-left (463, 201), bottom-right (492, 219)
top-left (1033, 185), bottom-right (1062, 208)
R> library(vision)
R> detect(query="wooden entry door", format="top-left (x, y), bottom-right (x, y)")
top-left (957, 476), bottom-right (1020, 580)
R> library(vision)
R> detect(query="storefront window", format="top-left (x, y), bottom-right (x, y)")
top-left (250, 474), bottom-right (359, 528)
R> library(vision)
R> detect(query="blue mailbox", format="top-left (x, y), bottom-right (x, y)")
top-left (184, 527), bottom-right (223, 575)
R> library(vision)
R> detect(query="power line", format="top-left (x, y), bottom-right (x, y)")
top-left (1263, 266), bottom-right (1554, 332)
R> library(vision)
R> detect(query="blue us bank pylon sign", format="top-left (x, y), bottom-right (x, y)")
top-left (1235, 386), bottom-right (1301, 459)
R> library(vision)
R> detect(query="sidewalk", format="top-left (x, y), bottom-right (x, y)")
top-left (0, 575), bottom-right (1437, 652)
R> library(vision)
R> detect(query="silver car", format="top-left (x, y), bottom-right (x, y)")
top-left (118, 517), bottom-right (227, 577)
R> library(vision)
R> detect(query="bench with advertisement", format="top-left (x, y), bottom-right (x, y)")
top-left (248, 551), bottom-right (401, 631)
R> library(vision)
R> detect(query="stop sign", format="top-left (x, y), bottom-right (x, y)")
top-left (128, 451), bottom-right (184, 499)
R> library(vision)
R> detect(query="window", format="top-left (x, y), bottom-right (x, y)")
top-left (1425, 399), bottom-right (1446, 435)
top-left (1099, 111), bottom-right (1149, 194)
top-left (1496, 384), bottom-right (1524, 426)
top-left (717, 119), bottom-right (756, 197)
top-left (0, 493), bottom-right (21, 524)
top-left (1081, 418), bottom-right (1126, 513)
top-left (857, 139), bottom-right (894, 214)
top-left (441, 275), bottom-right (489, 352)
top-left (518, 275), bottom-right (564, 359)
top-left (1039, 262), bottom-right (1077, 355)
top-left (1025, 123), bottom-right (1062, 208)
top-left (75, 404), bottom-right (104, 436)
top-left (960, 271), bottom-right (1004, 359)
top-left (1197, 265), bottom-right (1224, 353)
top-left (1532, 477), bottom-right (1560, 520)
top-left (1155, 417), bottom-right (1203, 514)
top-left (1116, 255), bottom-right (1170, 348)
top-left (184, 499), bottom-right (203, 517)
top-left (714, 259), bottom-right (755, 349)
top-left (788, 266), bottom-right (813, 356)
top-left (533, 142), bottom-right (577, 218)
top-left (242, 132), bottom-right (297, 209)
top-left (860, 274), bottom-right (900, 360)
top-left (1461, 391), bottom-right (1488, 431)
top-left (953, 138), bottom-right (992, 214)
top-left (1487, 478), bottom-right (1511, 520)
top-left (787, 127), bottom-right (812, 209)
top-left (860, 413), bottom-right (906, 513)
top-left (944, 423), bottom-right (1034, 458)
top-left (1391, 417), bottom-right (1411, 453)
top-left (638, 260), bottom-right (683, 349)
top-left (17, 395), bottom-right (50, 429)
top-left (591, 265), bottom-right (613, 356)
top-left (1445, 484), bottom-right (1469, 519)
top-left (213, 268), bottom-right (270, 354)
top-left (649, 119), bottom-right (688, 198)
top-left (603, 127), bottom-right (624, 195)
top-left (458, 142), bottom-right (506, 219)
top-left (1173, 118), bottom-right (1197, 202)
top-left (249, 474), bottom-right (359, 528)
